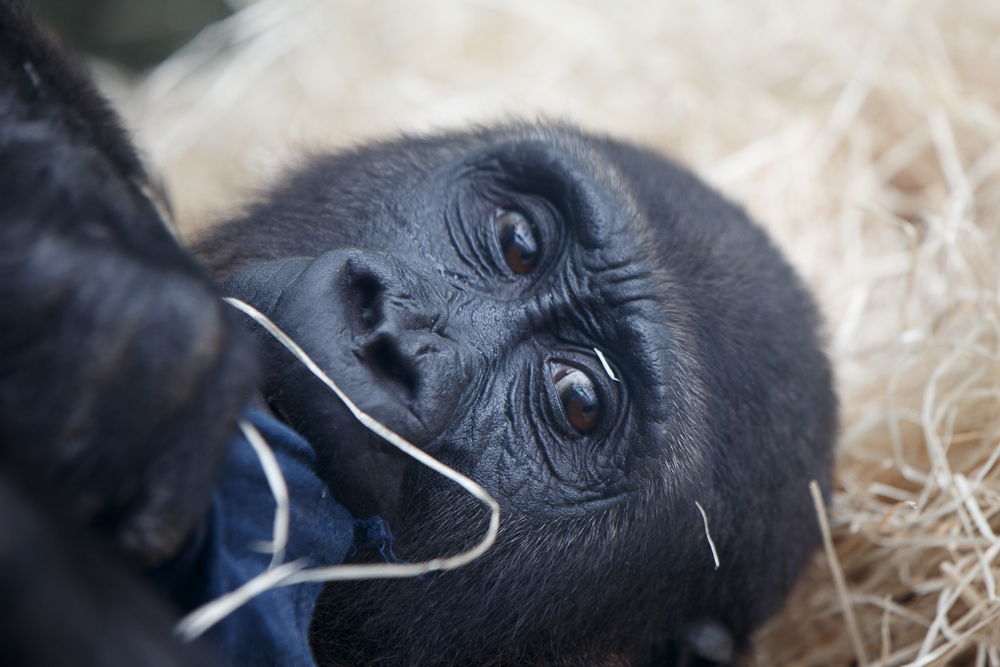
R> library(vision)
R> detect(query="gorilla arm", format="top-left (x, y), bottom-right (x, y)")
top-left (0, 0), bottom-right (254, 569)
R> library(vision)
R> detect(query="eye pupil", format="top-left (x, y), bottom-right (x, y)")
top-left (552, 362), bottom-right (600, 432)
top-left (495, 208), bottom-right (539, 274)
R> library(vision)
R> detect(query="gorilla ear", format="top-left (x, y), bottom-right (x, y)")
top-left (682, 619), bottom-right (735, 664)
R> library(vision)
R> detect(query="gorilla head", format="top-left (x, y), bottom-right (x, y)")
top-left (200, 125), bottom-right (837, 666)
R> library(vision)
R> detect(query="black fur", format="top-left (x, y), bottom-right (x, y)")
top-left (0, 2), bottom-right (836, 665)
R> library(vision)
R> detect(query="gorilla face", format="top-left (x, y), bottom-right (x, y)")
top-left (202, 125), bottom-right (837, 665)
top-left (222, 137), bottom-right (703, 520)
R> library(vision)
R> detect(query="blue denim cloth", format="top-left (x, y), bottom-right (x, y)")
top-left (153, 411), bottom-right (355, 667)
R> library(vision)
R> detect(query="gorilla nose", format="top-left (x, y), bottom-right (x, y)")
top-left (225, 247), bottom-right (472, 449)
top-left (340, 249), bottom-right (451, 399)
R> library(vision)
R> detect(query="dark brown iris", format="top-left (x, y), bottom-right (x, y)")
top-left (495, 208), bottom-right (538, 274)
top-left (551, 362), bottom-right (600, 432)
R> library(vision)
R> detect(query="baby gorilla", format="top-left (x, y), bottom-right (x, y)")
top-left (0, 2), bottom-right (834, 664)
top-left (201, 127), bottom-right (837, 666)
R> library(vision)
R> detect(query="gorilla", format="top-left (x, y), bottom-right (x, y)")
top-left (0, 2), bottom-right (836, 666)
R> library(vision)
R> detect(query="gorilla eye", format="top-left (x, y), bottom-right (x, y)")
top-left (494, 208), bottom-right (539, 274)
top-left (551, 362), bottom-right (600, 432)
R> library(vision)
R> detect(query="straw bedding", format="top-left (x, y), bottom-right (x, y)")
top-left (99, 0), bottom-right (1000, 663)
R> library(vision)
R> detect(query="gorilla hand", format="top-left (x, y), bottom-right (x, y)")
top-left (0, 0), bottom-right (255, 565)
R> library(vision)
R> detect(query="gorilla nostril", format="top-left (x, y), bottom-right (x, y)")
top-left (365, 335), bottom-right (419, 396)
top-left (346, 271), bottom-right (382, 332)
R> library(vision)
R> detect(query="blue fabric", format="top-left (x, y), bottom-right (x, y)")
top-left (153, 411), bottom-right (355, 667)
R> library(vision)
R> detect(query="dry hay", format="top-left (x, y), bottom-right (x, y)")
top-left (95, 0), bottom-right (1000, 664)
